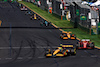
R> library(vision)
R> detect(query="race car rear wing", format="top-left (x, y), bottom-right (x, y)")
top-left (62, 44), bottom-right (73, 48)
top-left (81, 39), bottom-right (90, 41)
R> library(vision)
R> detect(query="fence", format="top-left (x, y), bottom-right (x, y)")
top-left (69, 2), bottom-right (92, 34)
top-left (52, 0), bottom-right (61, 16)
top-left (40, 0), bottom-right (48, 11)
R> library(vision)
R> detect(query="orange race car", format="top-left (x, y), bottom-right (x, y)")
top-left (45, 44), bottom-right (76, 57)
top-left (60, 31), bottom-right (76, 40)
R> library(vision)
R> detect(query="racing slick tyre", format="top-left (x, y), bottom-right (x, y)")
top-left (90, 42), bottom-right (94, 49)
top-left (60, 34), bottom-right (63, 39)
top-left (45, 49), bottom-right (52, 58)
top-left (74, 35), bottom-right (76, 40)
top-left (48, 22), bottom-right (52, 26)
top-left (40, 22), bottom-right (43, 26)
top-left (70, 49), bottom-right (76, 55)
top-left (30, 18), bottom-right (32, 20)
top-left (76, 42), bottom-right (80, 49)
top-left (45, 54), bottom-right (50, 58)
top-left (60, 35), bottom-right (62, 38)
top-left (71, 34), bottom-right (76, 39)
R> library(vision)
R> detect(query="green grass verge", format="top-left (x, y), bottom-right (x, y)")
top-left (63, 29), bottom-right (100, 47)
top-left (19, 1), bottom-right (73, 28)
top-left (19, 1), bottom-right (100, 47)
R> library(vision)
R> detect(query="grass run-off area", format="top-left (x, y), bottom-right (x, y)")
top-left (19, 1), bottom-right (100, 47)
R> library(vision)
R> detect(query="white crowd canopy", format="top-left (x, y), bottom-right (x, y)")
top-left (81, 1), bottom-right (88, 5)
top-left (90, 1), bottom-right (100, 6)
top-left (61, 0), bottom-right (82, 2)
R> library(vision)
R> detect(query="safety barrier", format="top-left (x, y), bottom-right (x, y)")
top-left (77, 23), bottom-right (90, 34)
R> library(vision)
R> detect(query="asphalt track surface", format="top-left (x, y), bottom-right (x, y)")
top-left (0, 2), bottom-right (100, 67)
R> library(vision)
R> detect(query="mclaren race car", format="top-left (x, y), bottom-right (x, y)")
top-left (60, 31), bottom-right (76, 40)
top-left (76, 39), bottom-right (94, 49)
top-left (20, 6), bottom-right (27, 11)
top-left (45, 44), bottom-right (76, 57)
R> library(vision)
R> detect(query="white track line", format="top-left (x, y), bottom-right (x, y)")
top-left (0, 55), bottom-right (98, 60)
top-left (28, 57), bottom-right (33, 59)
top-left (0, 46), bottom-right (57, 49)
top-left (81, 56), bottom-right (87, 57)
top-left (38, 57), bottom-right (45, 58)
top-left (91, 55), bottom-right (98, 58)
top-left (5, 58), bottom-right (12, 60)
top-left (17, 57), bottom-right (23, 60)
top-left (70, 56), bottom-right (76, 58)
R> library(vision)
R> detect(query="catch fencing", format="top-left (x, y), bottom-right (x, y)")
top-left (52, 0), bottom-right (61, 16)
top-left (70, 2), bottom-right (91, 33)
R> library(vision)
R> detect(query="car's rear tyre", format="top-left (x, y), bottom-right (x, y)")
top-left (76, 42), bottom-right (80, 49)
top-left (60, 34), bottom-right (64, 39)
top-left (70, 49), bottom-right (76, 55)
top-left (90, 42), bottom-right (94, 49)
top-left (30, 18), bottom-right (32, 20)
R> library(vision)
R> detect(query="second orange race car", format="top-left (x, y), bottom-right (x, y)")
top-left (60, 31), bottom-right (76, 40)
